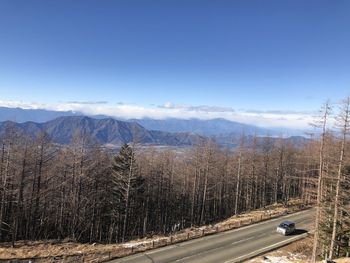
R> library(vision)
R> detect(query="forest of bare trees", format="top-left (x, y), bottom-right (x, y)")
top-left (311, 98), bottom-right (350, 261)
top-left (0, 98), bottom-right (349, 262)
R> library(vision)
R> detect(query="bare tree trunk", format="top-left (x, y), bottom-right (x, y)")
top-left (190, 160), bottom-right (198, 227)
top-left (0, 143), bottom-right (11, 241)
top-left (312, 101), bottom-right (331, 263)
top-left (33, 139), bottom-right (44, 239)
top-left (329, 97), bottom-right (349, 259)
top-left (200, 159), bottom-right (209, 225)
top-left (14, 143), bottom-right (28, 241)
top-left (143, 172), bottom-right (150, 236)
top-left (121, 146), bottom-right (135, 242)
top-left (200, 145), bottom-right (211, 225)
top-left (234, 150), bottom-right (242, 215)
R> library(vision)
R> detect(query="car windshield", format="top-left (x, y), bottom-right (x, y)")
top-left (279, 222), bottom-right (293, 228)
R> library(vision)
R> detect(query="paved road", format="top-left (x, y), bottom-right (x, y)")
top-left (110, 209), bottom-right (315, 263)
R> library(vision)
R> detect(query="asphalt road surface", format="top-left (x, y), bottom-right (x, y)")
top-left (110, 208), bottom-right (315, 263)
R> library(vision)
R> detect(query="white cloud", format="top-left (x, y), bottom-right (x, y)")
top-left (0, 100), bottom-right (49, 110)
top-left (158, 103), bottom-right (235, 113)
top-left (0, 100), bottom-right (312, 129)
top-left (65, 101), bottom-right (109, 105)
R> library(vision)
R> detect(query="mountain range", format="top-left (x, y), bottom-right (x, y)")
top-left (0, 106), bottom-right (78, 123)
top-left (130, 118), bottom-right (270, 136)
top-left (0, 106), bottom-right (274, 135)
top-left (0, 106), bottom-right (305, 147)
top-left (0, 116), bottom-right (206, 146)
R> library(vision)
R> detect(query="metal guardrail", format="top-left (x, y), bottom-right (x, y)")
top-left (0, 204), bottom-right (312, 263)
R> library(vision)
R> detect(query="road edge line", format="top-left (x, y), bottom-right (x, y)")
top-left (225, 232), bottom-right (312, 263)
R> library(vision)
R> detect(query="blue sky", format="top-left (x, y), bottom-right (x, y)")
top-left (0, 0), bottom-right (349, 128)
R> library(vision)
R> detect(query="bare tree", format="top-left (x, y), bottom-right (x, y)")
top-left (329, 97), bottom-right (350, 259)
top-left (112, 144), bottom-right (138, 242)
top-left (311, 100), bottom-right (332, 262)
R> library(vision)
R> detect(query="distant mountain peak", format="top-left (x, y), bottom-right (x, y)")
top-left (0, 116), bottom-right (205, 147)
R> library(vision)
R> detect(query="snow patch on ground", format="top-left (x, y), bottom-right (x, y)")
top-left (121, 238), bottom-right (161, 248)
top-left (247, 237), bottom-right (312, 263)
top-left (261, 256), bottom-right (292, 263)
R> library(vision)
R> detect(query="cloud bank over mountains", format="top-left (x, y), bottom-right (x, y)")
top-left (0, 100), bottom-right (313, 129)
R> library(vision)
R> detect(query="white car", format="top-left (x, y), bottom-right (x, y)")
top-left (276, 221), bottom-right (296, 236)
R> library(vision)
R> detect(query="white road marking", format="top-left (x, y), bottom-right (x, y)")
top-left (147, 244), bottom-right (178, 255)
top-left (231, 235), bottom-right (256, 245)
top-left (223, 208), bottom-right (314, 235)
top-left (173, 235), bottom-right (261, 262)
top-left (176, 209), bottom-right (314, 246)
top-left (224, 233), bottom-right (309, 263)
top-left (110, 209), bottom-right (314, 263)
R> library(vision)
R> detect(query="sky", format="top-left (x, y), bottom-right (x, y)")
top-left (0, 0), bottom-right (349, 128)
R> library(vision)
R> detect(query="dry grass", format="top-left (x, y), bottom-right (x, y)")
top-left (331, 259), bottom-right (350, 263)
top-left (248, 236), bottom-right (350, 263)
top-left (216, 199), bottom-right (305, 228)
top-left (0, 240), bottom-right (130, 262)
top-left (247, 236), bottom-right (313, 262)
